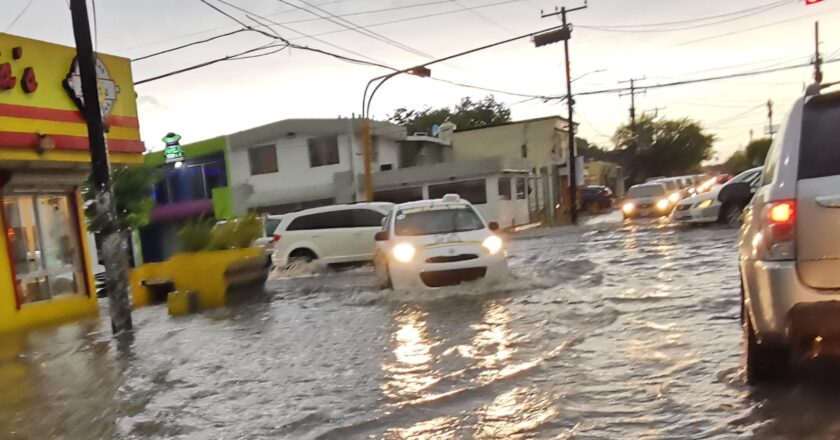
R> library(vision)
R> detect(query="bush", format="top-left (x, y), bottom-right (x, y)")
top-left (177, 218), bottom-right (214, 253)
top-left (179, 214), bottom-right (263, 253)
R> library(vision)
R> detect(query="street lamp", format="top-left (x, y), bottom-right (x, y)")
top-left (572, 68), bottom-right (606, 83)
top-left (360, 66), bottom-right (431, 202)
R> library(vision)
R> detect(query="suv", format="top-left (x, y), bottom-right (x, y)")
top-left (272, 203), bottom-right (393, 267)
top-left (739, 88), bottom-right (840, 384)
top-left (581, 186), bottom-right (615, 213)
top-left (373, 194), bottom-right (508, 289)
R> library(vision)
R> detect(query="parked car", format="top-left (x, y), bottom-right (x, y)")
top-left (672, 167), bottom-right (762, 225)
top-left (216, 214), bottom-right (284, 251)
top-left (272, 203), bottom-right (393, 267)
top-left (739, 87), bottom-right (840, 384)
top-left (373, 194), bottom-right (508, 289)
top-left (581, 186), bottom-right (615, 213)
top-left (621, 183), bottom-right (672, 219)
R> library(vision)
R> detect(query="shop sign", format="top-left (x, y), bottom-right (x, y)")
top-left (63, 56), bottom-right (121, 119)
top-left (163, 132), bottom-right (184, 163)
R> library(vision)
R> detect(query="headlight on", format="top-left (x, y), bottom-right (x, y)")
top-left (391, 243), bottom-right (416, 263)
top-left (697, 199), bottom-right (713, 209)
top-left (656, 199), bottom-right (670, 211)
top-left (622, 202), bottom-right (635, 213)
top-left (482, 235), bottom-right (503, 255)
top-left (668, 192), bottom-right (681, 203)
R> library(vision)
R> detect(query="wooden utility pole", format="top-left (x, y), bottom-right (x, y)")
top-left (814, 21), bottom-right (823, 84)
top-left (540, 2), bottom-right (587, 225)
top-left (767, 99), bottom-right (775, 139)
top-left (70, 0), bottom-right (133, 333)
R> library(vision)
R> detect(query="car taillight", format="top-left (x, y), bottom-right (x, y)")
top-left (761, 200), bottom-right (796, 260)
top-left (272, 234), bottom-right (281, 243)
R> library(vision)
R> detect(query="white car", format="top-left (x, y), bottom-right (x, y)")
top-left (373, 194), bottom-right (509, 290)
top-left (272, 203), bottom-right (393, 267)
top-left (739, 85), bottom-right (840, 384)
top-left (621, 182), bottom-right (672, 219)
top-left (672, 167), bottom-right (762, 225)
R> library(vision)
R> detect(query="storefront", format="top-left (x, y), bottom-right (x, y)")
top-left (0, 33), bottom-right (144, 332)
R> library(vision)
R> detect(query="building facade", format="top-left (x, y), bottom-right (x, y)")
top-left (0, 34), bottom-right (144, 332)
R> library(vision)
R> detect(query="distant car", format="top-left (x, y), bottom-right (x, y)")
top-left (581, 186), bottom-right (615, 213)
top-left (272, 203), bottom-right (393, 267)
top-left (739, 87), bottom-right (840, 384)
top-left (672, 167), bottom-right (762, 225)
top-left (373, 194), bottom-right (508, 289)
top-left (621, 183), bottom-right (672, 219)
top-left (216, 214), bottom-right (284, 251)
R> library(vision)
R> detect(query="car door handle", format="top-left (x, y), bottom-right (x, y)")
top-left (816, 195), bottom-right (840, 208)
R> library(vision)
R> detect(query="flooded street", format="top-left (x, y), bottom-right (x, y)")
top-left (1, 216), bottom-right (837, 439)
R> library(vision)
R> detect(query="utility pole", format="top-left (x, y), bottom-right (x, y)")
top-left (814, 21), bottom-right (823, 84)
top-left (70, 0), bottom-right (133, 333)
top-left (767, 99), bottom-right (775, 139)
top-left (619, 77), bottom-right (646, 130)
top-left (540, 1), bottom-right (587, 225)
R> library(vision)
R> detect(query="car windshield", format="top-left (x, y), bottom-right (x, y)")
top-left (394, 205), bottom-right (484, 236)
top-left (627, 185), bottom-right (665, 198)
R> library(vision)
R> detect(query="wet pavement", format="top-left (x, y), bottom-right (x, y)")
top-left (2, 215), bottom-right (839, 439)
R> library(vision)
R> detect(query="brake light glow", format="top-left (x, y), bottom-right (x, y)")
top-left (272, 234), bottom-right (281, 243)
top-left (769, 201), bottom-right (795, 223)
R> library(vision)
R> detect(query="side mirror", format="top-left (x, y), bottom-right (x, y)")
top-left (718, 182), bottom-right (751, 204)
top-left (374, 231), bottom-right (389, 241)
top-left (488, 222), bottom-right (500, 231)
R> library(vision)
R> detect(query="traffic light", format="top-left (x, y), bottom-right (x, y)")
top-left (806, 0), bottom-right (823, 5)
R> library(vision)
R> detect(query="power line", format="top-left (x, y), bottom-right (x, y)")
top-left (135, 43), bottom-right (288, 85)
top-left (285, 0), bottom-right (437, 60)
top-left (452, 0), bottom-right (516, 35)
top-left (3, 0), bottom-right (37, 33)
top-left (132, 29), bottom-right (251, 62)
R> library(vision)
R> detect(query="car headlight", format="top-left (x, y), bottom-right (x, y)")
top-left (482, 235), bottom-right (503, 255)
top-left (668, 192), bottom-right (681, 203)
top-left (697, 199), bottom-right (713, 209)
top-left (656, 199), bottom-right (670, 210)
top-left (391, 243), bottom-right (416, 263)
top-left (622, 202), bottom-right (635, 213)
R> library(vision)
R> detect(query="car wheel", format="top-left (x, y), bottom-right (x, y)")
top-left (744, 302), bottom-right (788, 385)
top-left (720, 203), bottom-right (744, 226)
top-left (288, 248), bottom-right (317, 265)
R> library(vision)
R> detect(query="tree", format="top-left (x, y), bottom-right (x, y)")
top-left (388, 95), bottom-right (511, 134)
top-left (81, 165), bottom-right (157, 234)
top-left (613, 115), bottom-right (715, 184)
top-left (725, 150), bottom-right (751, 174)
top-left (745, 137), bottom-right (772, 167)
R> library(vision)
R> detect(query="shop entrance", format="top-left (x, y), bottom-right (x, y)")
top-left (3, 194), bottom-right (88, 305)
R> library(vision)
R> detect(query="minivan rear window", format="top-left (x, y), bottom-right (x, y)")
top-left (800, 97), bottom-right (840, 180)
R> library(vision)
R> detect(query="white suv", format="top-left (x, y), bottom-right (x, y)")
top-left (272, 203), bottom-right (393, 267)
top-left (739, 87), bottom-right (840, 384)
top-left (373, 194), bottom-right (508, 290)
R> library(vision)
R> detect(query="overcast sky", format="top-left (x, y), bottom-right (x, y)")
top-left (5, 0), bottom-right (840, 162)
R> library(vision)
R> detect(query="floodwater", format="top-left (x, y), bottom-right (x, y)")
top-left (1, 216), bottom-right (838, 439)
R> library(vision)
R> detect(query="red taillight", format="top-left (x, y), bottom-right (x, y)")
top-left (762, 200), bottom-right (796, 260)
top-left (272, 234), bottom-right (281, 243)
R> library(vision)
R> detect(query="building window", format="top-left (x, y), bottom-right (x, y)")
top-left (308, 136), bottom-right (340, 167)
top-left (515, 178), bottom-right (527, 200)
top-left (248, 145), bottom-right (278, 175)
top-left (374, 187), bottom-right (423, 204)
top-left (521, 144), bottom-right (527, 158)
top-left (3, 194), bottom-right (87, 304)
top-left (498, 177), bottom-right (511, 201)
top-left (380, 164), bottom-right (393, 171)
top-left (429, 179), bottom-right (488, 204)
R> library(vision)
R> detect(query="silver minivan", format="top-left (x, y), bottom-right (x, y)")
top-left (738, 86), bottom-right (840, 384)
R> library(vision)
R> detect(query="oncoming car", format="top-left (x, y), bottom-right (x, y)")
top-left (373, 194), bottom-right (509, 290)
top-left (621, 183), bottom-right (672, 219)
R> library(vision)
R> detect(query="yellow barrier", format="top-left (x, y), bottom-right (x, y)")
top-left (130, 247), bottom-right (266, 311)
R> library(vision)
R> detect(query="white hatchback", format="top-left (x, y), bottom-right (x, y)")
top-left (272, 203), bottom-right (393, 267)
top-left (373, 195), bottom-right (509, 290)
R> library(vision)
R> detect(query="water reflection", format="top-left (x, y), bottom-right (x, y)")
top-left (381, 307), bottom-right (440, 401)
top-left (382, 416), bottom-right (461, 440)
top-left (475, 387), bottom-right (558, 439)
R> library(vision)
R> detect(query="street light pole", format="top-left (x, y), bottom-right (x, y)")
top-left (539, 2), bottom-right (587, 225)
top-left (70, 0), bottom-right (133, 334)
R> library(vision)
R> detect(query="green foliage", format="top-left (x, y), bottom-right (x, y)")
top-left (613, 115), bottom-right (715, 185)
top-left (745, 137), bottom-right (772, 167)
top-left (81, 165), bottom-right (157, 234)
top-left (178, 214), bottom-right (263, 253)
top-left (388, 95), bottom-right (511, 134)
top-left (725, 151), bottom-right (752, 175)
top-left (177, 218), bottom-right (214, 253)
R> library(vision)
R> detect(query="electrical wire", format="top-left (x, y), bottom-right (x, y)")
top-left (134, 43), bottom-right (288, 85)
top-left (132, 29), bottom-right (250, 62)
top-left (451, 0), bottom-right (516, 35)
top-left (284, 0), bottom-right (437, 60)
top-left (3, 0), bottom-right (37, 34)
